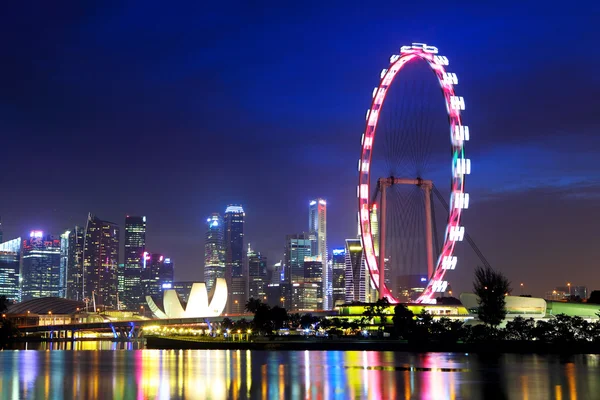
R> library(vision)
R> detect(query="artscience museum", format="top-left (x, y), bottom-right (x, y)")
top-left (146, 278), bottom-right (228, 319)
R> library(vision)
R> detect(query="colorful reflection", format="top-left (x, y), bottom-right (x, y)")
top-left (0, 347), bottom-right (596, 399)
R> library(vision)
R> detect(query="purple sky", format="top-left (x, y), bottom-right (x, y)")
top-left (0, 1), bottom-right (598, 296)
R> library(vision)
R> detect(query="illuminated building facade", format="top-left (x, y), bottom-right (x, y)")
top-left (142, 253), bottom-right (174, 300)
top-left (204, 213), bottom-right (225, 292)
top-left (122, 216), bottom-right (146, 310)
top-left (331, 248), bottom-right (346, 307)
top-left (66, 226), bottom-right (84, 301)
top-left (84, 214), bottom-right (119, 309)
top-left (284, 233), bottom-right (312, 284)
top-left (21, 231), bottom-right (61, 301)
top-left (59, 231), bottom-right (70, 298)
top-left (309, 198), bottom-right (329, 308)
top-left (0, 237), bottom-right (21, 301)
top-left (224, 205), bottom-right (245, 314)
top-left (345, 238), bottom-right (365, 303)
top-left (291, 282), bottom-right (320, 311)
top-left (248, 245), bottom-right (267, 301)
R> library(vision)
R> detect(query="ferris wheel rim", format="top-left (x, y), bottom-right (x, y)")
top-left (357, 43), bottom-right (470, 305)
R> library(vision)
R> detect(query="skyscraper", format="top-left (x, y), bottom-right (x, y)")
top-left (21, 231), bottom-right (61, 301)
top-left (284, 233), bottom-right (312, 284)
top-left (204, 213), bottom-right (225, 292)
top-left (0, 237), bottom-right (21, 302)
top-left (309, 198), bottom-right (328, 308)
top-left (59, 230), bottom-right (70, 298)
top-left (142, 253), bottom-right (174, 300)
top-left (248, 244), bottom-right (267, 301)
top-left (83, 214), bottom-right (119, 309)
top-left (224, 205), bottom-right (245, 314)
top-left (123, 216), bottom-right (146, 310)
top-left (0, 217), bottom-right (3, 243)
top-left (345, 238), bottom-right (365, 303)
top-left (66, 226), bottom-right (84, 301)
top-left (331, 248), bottom-right (346, 307)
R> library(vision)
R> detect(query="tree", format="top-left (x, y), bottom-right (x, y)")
top-left (393, 304), bottom-right (415, 339)
top-left (0, 296), bottom-right (9, 314)
top-left (504, 316), bottom-right (535, 340)
top-left (588, 291), bottom-right (600, 304)
top-left (253, 303), bottom-right (274, 334)
top-left (289, 313), bottom-right (301, 329)
top-left (363, 298), bottom-right (391, 333)
top-left (245, 298), bottom-right (263, 314)
top-left (299, 313), bottom-right (319, 329)
top-left (270, 306), bottom-right (289, 331)
top-left (221, 317), bottom-right (235, 331)
top-left (473, 266), bottom-right (511, 327)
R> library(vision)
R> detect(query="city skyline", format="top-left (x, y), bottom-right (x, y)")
top-left (0, 3), bottom-right (598, 297)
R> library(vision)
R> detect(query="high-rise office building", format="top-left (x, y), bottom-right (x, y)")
top-left (142, 253), bottom-right (174, 300)
top-left (309, 199), bottom-right (328, 308)
top-left (345, 238), bottom-right (365, 303)
top-left (0, 237), bottom-right (21, 302)
top-left (331, 248), bottom-right (346, 307)
top-left (248, 244), bottom-right (267, 301)
top-left (0, 217), bottom-right (3, 243)
top-left (21, 231), bottom-right (61, 301)
top-left (303, 256), bottom-right (323, 309)
top-left (66, 226), bottom-right (84, 301)
top-left (224, 205), bottom-right (245, 314)
top-left (84, 214), bottom-right (119, 309)
top-left (204, 213), bottom-right (225, 292)
top-left (59, 231), bottom-right (70, 298)
top-left (123, 216), bottom-right (146, 310)
top-left (284, 233), bottom-right (312, 284)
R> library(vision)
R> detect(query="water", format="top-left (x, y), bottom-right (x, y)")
top-left (0, 344), bottom-right (597, 399)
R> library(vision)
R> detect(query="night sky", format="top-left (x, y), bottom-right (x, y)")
top-left (1, 2), bottom-right (598, 297)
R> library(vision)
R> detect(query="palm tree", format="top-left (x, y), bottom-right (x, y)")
top-left (245, 298), bottom-right (263, 314)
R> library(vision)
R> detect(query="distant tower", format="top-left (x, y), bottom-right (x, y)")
top-left (247, 244), bottom-right (267, 301)
top-left (84, 214), bottom-right (120, 309)
top-left (331, 248), bottom-right (346, 307)
top-left (309, 198), bottom-right (328, 308)
top-left (204, 213), bottom-right (225, 292)
top-left (123, 216), bottom-right (146, 310)
top-left (21, 231), bottom-right (61, 301)
top-left (0, 237), bottom-right (21, 302)
top-left (0, 216), bottom-right (3, 243)
top-left (142, 253), bottom-right (174, 300)
top-left (224, 205), bottom-right (245, 314)
top-left (66, 227), bottom-right (85, 301)
top-left (284, 233), bottom-right (312, 284)
top-left (345, 238), bottom-right (365, 303)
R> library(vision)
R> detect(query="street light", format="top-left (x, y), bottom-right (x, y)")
top-left (567, 283), bottom-right (571, 296)
top-left (520, 283), bottom-right (524, 295)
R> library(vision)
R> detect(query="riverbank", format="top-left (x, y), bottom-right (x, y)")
top-left (146, 335), bottom-right (600, 354)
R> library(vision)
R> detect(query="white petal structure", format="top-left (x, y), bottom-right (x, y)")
top-left (146, 278), bottom-right (228, 319)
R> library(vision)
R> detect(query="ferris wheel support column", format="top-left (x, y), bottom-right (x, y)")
top-left (378, 183), bottom-right (387, 300)
top-left (423, 183), bottom-right (434, 280)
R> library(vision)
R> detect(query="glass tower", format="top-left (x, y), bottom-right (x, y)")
top-left (224, 205), bottom-right (245, 314)
top-left (21, 231), bottom-right (61, 300)
top-left (248, 244), bottom-right (267, 301)
top-left (83, 213), bottom-right (119, 309)
top-left (331, 248), bottom-right (346, 307)
top-left (204, 213), bottom-right (225, 292)
top-left (0, 237), bottom-right (21, 302)
top-left (123, 216), bottom-right (146, 310)
top-left (66, 226), bottom-right (84, 301)
top-left (309, 199), bottom-right (329, 308)
top-left (284, 233), bottom-right (312, 284)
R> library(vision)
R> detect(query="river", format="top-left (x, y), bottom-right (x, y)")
top-left (0, 342), bottom-right (596, 399)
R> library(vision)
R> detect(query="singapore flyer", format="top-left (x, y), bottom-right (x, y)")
top-left (358, 43), bottom-right (470, 305)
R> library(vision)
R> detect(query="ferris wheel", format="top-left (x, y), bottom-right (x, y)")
top-left (358, 43), bottom-right (470, 304)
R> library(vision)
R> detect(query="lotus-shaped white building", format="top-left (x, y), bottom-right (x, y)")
top-left (146, 278), bottom-right (228, 319)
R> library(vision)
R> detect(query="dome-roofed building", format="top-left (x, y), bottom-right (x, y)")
top-left (7, 297), bottom-right (85, 315)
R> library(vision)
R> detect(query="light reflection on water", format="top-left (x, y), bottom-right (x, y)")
top-left (0, 345), bottom-right (598, 399)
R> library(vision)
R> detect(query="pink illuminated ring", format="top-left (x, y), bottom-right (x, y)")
top-left (357, 43), bottom-right (470, 304)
